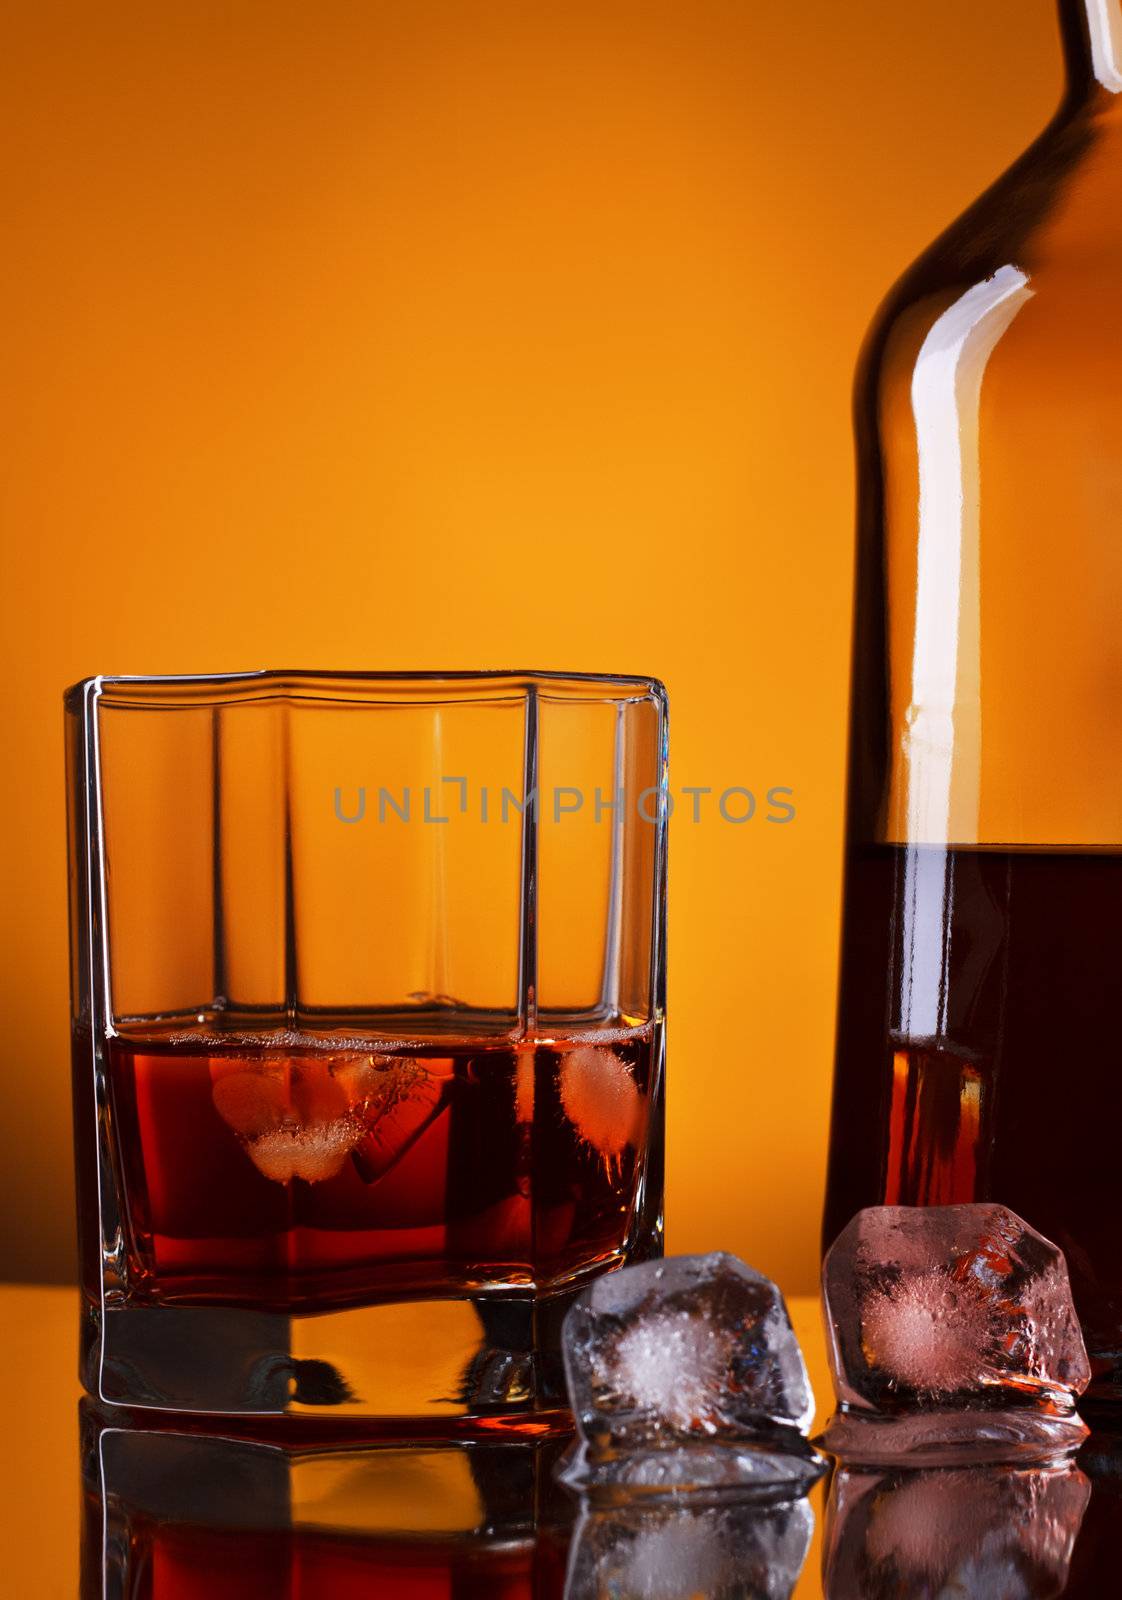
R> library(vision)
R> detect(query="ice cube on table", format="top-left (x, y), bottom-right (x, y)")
top-left (824, 1458), bottom-right (1090, 1600)
top-left (566, 1494), bottom-right (814, 1600)
top-left (820, 1203), bottom-right (1091, 1464)
top-left (558, 1253), bottom-right (825, 1499)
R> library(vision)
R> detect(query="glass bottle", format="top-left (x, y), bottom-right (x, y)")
top-left (823, 0), bottom-right (1122, 1394)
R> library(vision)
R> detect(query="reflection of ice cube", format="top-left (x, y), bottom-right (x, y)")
top-left (825, 1459), bottom-right (1090, 1600)
top-left (559, 1254), bottom-right (824, 1498)
top-left (566, 1495), bottom-right (814, 1600)
top-left (820, 1204), bottom-right (1091, 1463)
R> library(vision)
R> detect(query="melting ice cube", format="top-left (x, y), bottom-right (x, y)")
top-left (820, 1203), bottom-right (1091, 1464)
top-left (559, 1253), bottom-right (824, 1498)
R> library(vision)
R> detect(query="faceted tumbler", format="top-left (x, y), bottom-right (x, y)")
top-left (66, 671), bottom-right (667, 1422)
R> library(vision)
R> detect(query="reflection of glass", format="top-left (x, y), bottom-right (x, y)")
top-left (823, 0), bottom-right (1122, 1393)
top-left (564, 1496), bottom-right (813, 1600)
top-left (80, 1401), bottom-right (573, 1598)
top-left (824, 1459), bottom-right (1090, 1600)
top-left (67, 671), bottom-right (667, 1419)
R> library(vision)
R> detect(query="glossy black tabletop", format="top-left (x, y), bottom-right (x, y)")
top-left (8, 1287), bottom-right (1122, 1597)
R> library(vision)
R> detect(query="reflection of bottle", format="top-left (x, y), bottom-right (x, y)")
top-left (823, 0), bottom-right (1122, 1391)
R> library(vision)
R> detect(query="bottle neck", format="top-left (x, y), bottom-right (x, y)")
top-left (1061, 0), bottom-right (1122, 99)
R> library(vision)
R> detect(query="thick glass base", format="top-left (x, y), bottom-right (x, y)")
top-left (81, 1286), bottom-right (587, 1426)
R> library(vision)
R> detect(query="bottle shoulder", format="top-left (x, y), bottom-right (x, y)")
top-left (859, 103), bottom-right (1121, 378)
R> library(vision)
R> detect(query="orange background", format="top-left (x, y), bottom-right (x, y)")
top-left (0, 0), bottom-right (1065, 1294)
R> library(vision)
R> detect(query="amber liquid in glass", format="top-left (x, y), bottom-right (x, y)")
top-left (101, 1021), bottom-right (653, 1310)
top-left (824, 844), bottom-right (1122, 1374)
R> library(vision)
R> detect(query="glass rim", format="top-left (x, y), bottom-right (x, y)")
top-left (65, 668), bottom-right (669, 712)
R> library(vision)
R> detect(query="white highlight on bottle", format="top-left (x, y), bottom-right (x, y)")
top-left (900, 266), bottom-right (1033, 1037)
top-left (906, 266), bottom-right (1033, 849)
top-left (1087, 0), bottom-right (1122, 94)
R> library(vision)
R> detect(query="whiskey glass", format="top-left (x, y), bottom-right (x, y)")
top-left (66, 671), bottom-right (667, 1422)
